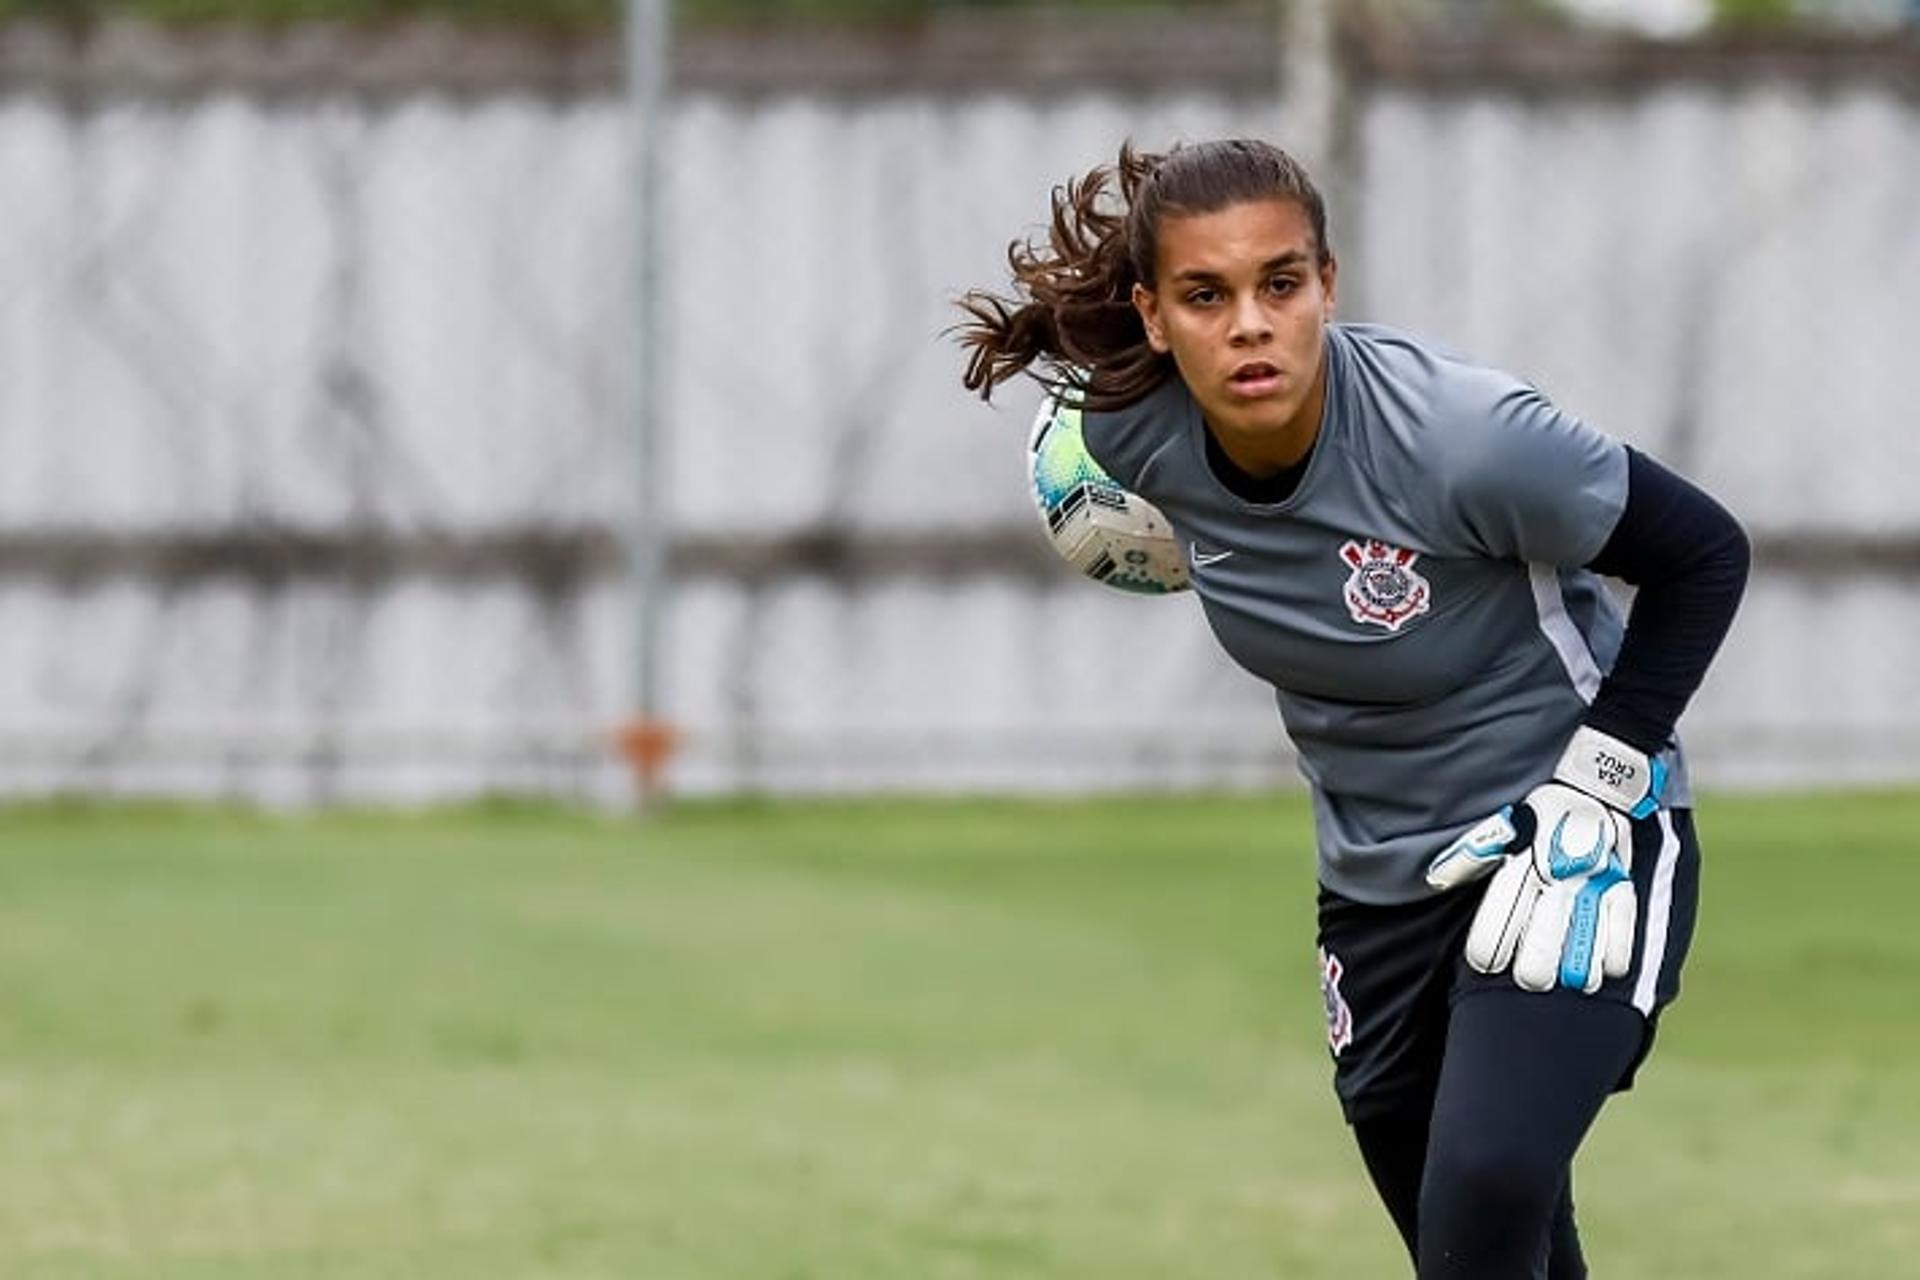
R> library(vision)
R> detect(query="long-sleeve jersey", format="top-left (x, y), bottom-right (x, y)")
top-left (1080, 322), bottom-right (1744, 905)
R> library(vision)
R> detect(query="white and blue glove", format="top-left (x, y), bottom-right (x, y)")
top-left (1425, 726), bottom-right (1666, 994)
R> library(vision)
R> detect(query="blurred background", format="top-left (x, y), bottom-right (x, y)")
top-left (2, 7), bottom-right (1918, 1278)
top-left (0, 0), bottom-right (1916, 807)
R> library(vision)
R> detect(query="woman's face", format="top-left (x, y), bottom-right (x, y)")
top-left (1131, 197), bottom-right (1336, 466)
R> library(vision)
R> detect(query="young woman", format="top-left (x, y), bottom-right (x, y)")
top-left (955, 139), bottom-right (1748, 1277)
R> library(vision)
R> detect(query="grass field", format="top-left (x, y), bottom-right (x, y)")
top-left (0, 791), bottom-right (1914, 1277)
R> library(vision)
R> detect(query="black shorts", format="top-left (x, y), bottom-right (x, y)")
top-left (1316, 807), bottom-right (1702, 1123)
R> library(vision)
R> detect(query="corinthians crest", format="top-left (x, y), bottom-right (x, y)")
top-left (1318, 946), bottom-right (1353, 1057)
top-left (1339, 538), bottom-right (1432, 632)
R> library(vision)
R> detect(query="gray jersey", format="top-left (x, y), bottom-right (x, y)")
top-left (1082, 322), bottom-right (1691, 905)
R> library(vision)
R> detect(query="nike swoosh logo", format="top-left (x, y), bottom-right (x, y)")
top-left (1191, 543), bottom-right (1235, 568)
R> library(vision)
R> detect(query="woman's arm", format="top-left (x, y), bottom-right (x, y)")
top-left (1582, 447), bottom-right (1752, 756)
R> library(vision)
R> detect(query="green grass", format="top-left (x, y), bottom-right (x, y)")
top-left (0, 791), bottom-right (1913, 1276)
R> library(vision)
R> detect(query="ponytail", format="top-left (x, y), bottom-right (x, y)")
top-left (955, 142), bottom-right (1167, 412)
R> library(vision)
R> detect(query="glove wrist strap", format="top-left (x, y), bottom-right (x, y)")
top-left (1553, 725), bottom-right (1664, 819)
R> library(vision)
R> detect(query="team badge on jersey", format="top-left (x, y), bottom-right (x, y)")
top-left (1339, 539), bottom-right (1432, 632)
top-left (1318, 946), bottom-right (1354, 1057)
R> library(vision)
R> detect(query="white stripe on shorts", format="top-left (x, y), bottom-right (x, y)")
top-left (1633, 811), bottom-right (1682, 1015)
top-left (1529, 564), bottom-right (1603, 702)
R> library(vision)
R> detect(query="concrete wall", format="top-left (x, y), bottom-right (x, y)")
top-left (1, 23), bottom-right (1914, 800)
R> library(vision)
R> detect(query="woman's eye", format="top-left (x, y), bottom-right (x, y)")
top-left (1186, 288), bottom-right (1219, 305)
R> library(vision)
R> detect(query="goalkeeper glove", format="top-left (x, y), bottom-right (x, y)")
top-left (1425, 726), bottom-right (1666, 994)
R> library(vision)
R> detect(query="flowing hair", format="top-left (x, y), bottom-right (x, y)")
top-left (954, 138), bottom-right (1331, 412)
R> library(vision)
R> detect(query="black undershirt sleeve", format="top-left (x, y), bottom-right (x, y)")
top-left (1582, 447), bottom-right (1751, 757)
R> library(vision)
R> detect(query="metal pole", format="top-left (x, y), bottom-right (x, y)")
top-left (622, 0), bottom-right (676, 810)
top-left (1278, 0), bottom-right (1337, 174)
top-left (1278, 0), bottom-right (1360, 317)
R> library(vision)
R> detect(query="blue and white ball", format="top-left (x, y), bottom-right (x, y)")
top-left (1027, 392), bottom-right (1190, 596)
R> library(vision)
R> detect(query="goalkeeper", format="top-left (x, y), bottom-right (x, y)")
top-left (955, 139), bottom-right (1748, 1277)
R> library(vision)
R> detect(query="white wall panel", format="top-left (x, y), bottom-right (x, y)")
top-left (0, 77), bottom-right (1913, 800)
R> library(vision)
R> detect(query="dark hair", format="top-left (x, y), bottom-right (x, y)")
top-left (955, 138), bottom-right (1331, 411)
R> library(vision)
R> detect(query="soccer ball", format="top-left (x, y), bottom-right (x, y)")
top-left (1027, 391), bottom-right (1190, 595)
